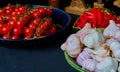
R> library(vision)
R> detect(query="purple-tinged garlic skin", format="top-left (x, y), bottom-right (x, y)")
top-left (103, 20), bottom-right (120, 38)
top-left (95, 56), bottom-right (118, 72)
top-left (106, 38), bottom-right (120, 61)
top-left (77, 23), bottom-right (105, 48)
top-left (61, 34), bottom-right (83, 58)
top-left (81, 59), bottom-right (98, 72)
top-left (82, 44), bottom-right (109, 62)
top-left (115, 29), bottom-right (120, 41)
top-left (76, 48), bottom-right (92, 65)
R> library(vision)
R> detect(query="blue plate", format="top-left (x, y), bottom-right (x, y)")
top-left (0, 5), bottom-right (71, 47)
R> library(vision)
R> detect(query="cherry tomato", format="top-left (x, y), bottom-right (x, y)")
top-left (43, 18), bottom-right (53, 26)
top-left (40, 24), bottom-right (48, 30)
top-left (18, 6), bottom-right (27, 12)
top-left (36, 7), bottom-right (46, 15)
top-left (6, 4), bottom-right (13, 10)
top-left (8, 20), bottom-right (16, 27)
top-left (2, 25), bottom-right (11, 35)
top-left (33, 19), bottom-right (40, 25)
top-left (33, 11), bottom-right (41, 18)
top-left (24, 27), bottom-right (34, 36)
top-left (28, 23), bottom-right (37, 30)
top-left (13, 27), bottom-right (22, 36)
top-left (16, 20), bottom-right (25, 28)
top-left (24, 35), bottom-right (32, 39)
top-left (0, 8), bottom-right (4, 13)
top-left (12, 35), bottom-right (19, 39)
top-left (45, 8), bottom-right (52, 16)
top-left (5, 9), bottom-right (13, 14)
top-left (3, 34), bottom-right (11, 39)
top-left (50, 26), bottom-right (56, 33)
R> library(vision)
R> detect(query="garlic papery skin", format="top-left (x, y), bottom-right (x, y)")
top-left (106, 38), bottom-right (120, 61)
top-left (115, 29), bottom-right (120, 41)
top-left (61, 34), bottom-right (83, 58)
top-left (103, 20), bottom-right (120, 38)
top-left (83, 29), bottom-right (105, 48)
top-left (95, 56), bottom-right (118, 72)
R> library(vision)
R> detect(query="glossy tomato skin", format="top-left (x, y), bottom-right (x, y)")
top-left (2, 25), bottom-right (11, 35)
top-left (16, 20), bottom-right (25, 28)
top-left (28, 23), bottom-right (37, 30)
top-left (3, 34), bottom-right (11, 39)
top-left (33, 19), bottom-right (40, 25)
top-left (45, 8), bottom-right (52, 16)
top-left (7, 20), bottom-right (16, 27)
top-left (50, 26), bottom-right (56, 33)
top-left (0, 8), bottom-right (4, 13)
top-left (12, 35), bottom-right (19, 39)
top-left (13, 27), bottom-right (22, 36)
top-left (36, 7), bottom-right (46, 16)
top-left (24, 27), bottom-right (34, 36)
top-left (24, 35), bottom-right (32, 39)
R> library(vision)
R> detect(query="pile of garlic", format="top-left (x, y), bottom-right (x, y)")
top-left (61, 20), bottom-right (120, 72)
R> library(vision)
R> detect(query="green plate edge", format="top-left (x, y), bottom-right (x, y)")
top-left (64, 51), bottom-right (86, 72)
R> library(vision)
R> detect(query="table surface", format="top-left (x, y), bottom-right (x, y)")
top-left (0, 13), bottom-right (79, 72)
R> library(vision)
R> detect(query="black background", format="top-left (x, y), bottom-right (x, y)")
top-left (0, 0), bottom-right (119, 72)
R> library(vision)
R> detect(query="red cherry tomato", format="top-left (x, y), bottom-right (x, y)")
top-left (16, 20), bottom-right (25, 28)
top-left (13, 27), bottom-right (22, 36)
top-left (24, 35), bottom-right (32, 39)
top-left (3, 34), bottom-right (11, 39)
top-left (24, 27), bottom-right (34, 36)
top-left (50, 26), bottom-right (56, 33)
top-left (28, 23), bottom-right (37, 30)
top-left (2, 25), bottom-right (11, 35)
top-left (12, 35), bottom-right (19, 39)
top-left (33, 19), bottom-right (40, 25)
top-left (45, 8), bottom-right (52, 16)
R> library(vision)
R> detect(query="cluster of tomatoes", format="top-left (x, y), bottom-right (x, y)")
top-left (0, 4), bottom-right (57, 40)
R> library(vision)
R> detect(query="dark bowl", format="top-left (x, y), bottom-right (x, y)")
top-left (0, 5), bottom-right (71, 48)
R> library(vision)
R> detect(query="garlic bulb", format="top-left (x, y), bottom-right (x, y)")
top-left (76, 48), bottom-right (92, 65)
top-left (106, 38), bottom-right (120, 61)
top-left (77, 23), bottom-right (105, 48)
top-left (83, 44), bottom-right (109, 62)
top-left (103, 20), bottom-right (120, 38)
top-left (115, 29), bottom-right (120, 41)
top-left (81, 59), bottom-right (97, 72)
top-left (95, 56), bottom-right (118, 72)
top-left (82, 29), bottom-right (105, 48)
top-left (61, 34), bottom-right (83, 58)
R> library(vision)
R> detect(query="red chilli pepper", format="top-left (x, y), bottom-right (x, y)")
top-left (97, 8), bottom-right (103, 27)
top-left (103, 12), bottom-right (109, 20)
top-left (115, 19), bottom-right (120, 24)
top-left (99, 19), bottom-right (109, 28)
top-left (111, 15), bottom-right (117, 21)
top-left (92, 8), bottom-right (97, 28)
top-left (79, 15), bottom-right (86, 27)
top-left (108, 13), bottom-right (113, 20)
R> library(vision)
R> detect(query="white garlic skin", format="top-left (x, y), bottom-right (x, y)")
top-left (115, 29), bottom-right (120, 41)
top-left (77, 23), bottom-right (105, 48)
top-left (76, 48), bottom-right (92, 65)
top-left (95, 56), bottom-right (118, 72)
top-left (61, 34), bottom-right (83, 58)
top-left (81, 59), bottom-right (97, 72)
top-left (106, 38), bottom-right (120, 61)
top-left (103, 20), bottom-right (120, 38)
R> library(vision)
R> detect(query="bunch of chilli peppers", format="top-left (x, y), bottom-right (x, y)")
top-left (74, 8), bottom-right (120, 28)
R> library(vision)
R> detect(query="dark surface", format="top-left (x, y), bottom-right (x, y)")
top-left (0, 12), bottom-right (79, 72)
